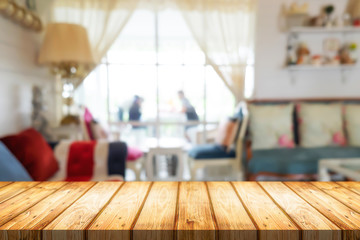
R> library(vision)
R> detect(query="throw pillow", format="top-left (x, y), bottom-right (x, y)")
top-left (344, 104), bottom-right (360, 146)
top-left (0, 128), bottom-right (59, 181)
top-left (90, 120), bottom-right (108, 140)
top-left (298, 103), bottom-right (346, 147)
top-left (0, 142), bottom-right (33, 181)
top-left (80, 107), bottom-right (94, 140)
top-left (249, 104), bottom-right (295, 150)
top-left (215, 117), bottom-right (240, 151)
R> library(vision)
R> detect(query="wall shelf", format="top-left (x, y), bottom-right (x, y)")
top-left (286, 65), bottom-right (358, 84)
top-left (289, 27), bottom-right (360, 34)
top-left (286, 65), bottom-right (358, 71)
top-left (286, 26), bottom-right (360, 84)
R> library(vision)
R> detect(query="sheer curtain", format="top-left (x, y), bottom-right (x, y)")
top-left (50, 0), bottom-right (140, 63)
top-left (177, 0), bottom-right (257, 102)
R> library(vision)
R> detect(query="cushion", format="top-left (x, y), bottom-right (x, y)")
top-left (249, 147), bottom-right (360, 175)
top-left (0, 142), bottom-right (32, 181)
top-left (91, 120), bottom-right (108, 140)
top-left (51, 140), bottom-right (127, 181)
top-left (0, 128), bottom-right (59, 181)
top-left (249, 104), bottom-right (295, 150)
top-left (344, 104), bottom-right (360, 146)
top-left (81, 107), bottom-right (94, 140)
top-left (298, 103), bottom-right (345, 147)
top-left (127, 147), bottom-right (143, 161)
top-left (215, 117), bottom-right (239, 151)
top-left (188, 144), bottom-right (235, 160)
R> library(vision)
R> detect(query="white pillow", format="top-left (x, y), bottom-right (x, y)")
top-left (249, 104), bottom-right (295, 150)
top-left (344, 104), bottom-right (360, 146)
top-left (298, 103), bottom-right (345, 148)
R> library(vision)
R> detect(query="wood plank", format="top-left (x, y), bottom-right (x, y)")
top-left (337, 181), bottom-right (360, 196)
top-left (43, 182), bottom-right (122, 240)
top-left (232, 182), bottom-right (298, 240)
top-left (87, 182), bottom-right (152, 240)
top-left (0, 182), bottom-right (39, 204)
top-left (0, 182), bottom-right (66, 227)
top-left (313, 182), bottom-right (360, 213)
top-left (286, 182), bottom-right (360, 239)
top-left (0, 182), bottom-right (11, 190)
top-left (260, 182), bottom-right (341, 240)
top-left (0, 182), bottom-right (95, 240)
top-left (207, 182), bottom-right (257, 240)
top-left (176, 182), bottom-right (215, 240)
top-left (133, 182), bottom-right (178, 240)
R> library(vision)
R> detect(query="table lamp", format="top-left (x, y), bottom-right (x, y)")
top-left (38, 23), bottom-right (95, 125)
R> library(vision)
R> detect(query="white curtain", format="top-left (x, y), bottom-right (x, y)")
top-left (177, 0), bottom-right (257, 102)
top-left (50, 0), bottom-right (140, 63)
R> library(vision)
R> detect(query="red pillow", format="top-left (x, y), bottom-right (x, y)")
top-left (1, 128), bottom-right (59, 181)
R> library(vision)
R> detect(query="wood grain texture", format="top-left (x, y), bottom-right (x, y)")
top-left (176, 182), bottom-right (215, 240)
top-left (313, 182), bottom-right (360, 212)
top-left (43, 182), bottom-right (122, 240)
top-left (0, 182), bottom-right (11, 190)
top-left (0, 182), bottom-right (39, 204)
top-left (0, 181), bottom-right (358, 239)
top-left (337, 181), bottom-right (360, 195)
top-left (0, 182), bottom-right (66, 227)
top-left (133, 182), bottom-right (178, 240)
top-left (259, 182), bottom-right (341, 240)
top-left (0, 182), bottom-right (95, 240)
top-left (286, 182), bottom-right (360, 240)
top-left (88, 182), bottom-right (152, 240)
top-left (232, 182), bottom-right (298, 240)
top-left (207, 182), bottom-right (257, 240)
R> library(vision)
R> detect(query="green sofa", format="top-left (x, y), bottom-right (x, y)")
top-left (247, 99), bottom-right (360, 181)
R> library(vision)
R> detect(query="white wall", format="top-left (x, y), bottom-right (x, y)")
top-left (0, 17), bottom-right (53, 137)
top-left (254, 0), bottom-right (360, 99)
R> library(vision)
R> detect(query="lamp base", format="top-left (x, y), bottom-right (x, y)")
top-left (60, 114), bottom-right (80, 126)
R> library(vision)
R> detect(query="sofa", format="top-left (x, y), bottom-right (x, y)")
top-left (246, 98), bottom-right (360, 181)
top-left (0, 128), bottom-right (128, 181)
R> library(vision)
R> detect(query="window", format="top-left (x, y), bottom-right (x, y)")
top-left (75, 8), bottom-right (252, 143)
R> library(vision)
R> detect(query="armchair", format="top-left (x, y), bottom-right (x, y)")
top-left (187, 102), bottom-right (249, 180)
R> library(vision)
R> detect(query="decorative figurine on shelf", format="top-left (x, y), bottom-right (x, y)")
top-left (349, 42), bottom-right (358, 62)
top-left (354, 18), bottom-right (360, 27)
top-left (296, 43), bottom-right (310, 65)
top-left (329, 56), bottom-right (341, 66)
top-left (288, 3), bottom-right (309, 15)
top-left (324, 5), bottom-right (335, 28)
top-left (287, 45), bottom-right (297, 65)
top-left (339, 43), bottom-right (357, 65)
top-left (285, 3), bottom-right (309, 29)
top-left (311, 55), bottom-right (322, 66)
top-left (309, 14), bottom-right (326, 27)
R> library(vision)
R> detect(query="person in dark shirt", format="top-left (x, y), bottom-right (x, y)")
top-left (129, 95), bottom-right (143, 123)
top-left (178, 90), bottom-right (199, 122)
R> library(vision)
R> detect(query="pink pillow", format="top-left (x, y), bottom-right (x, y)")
top-left (278, 135), bottom-right (295, 148)
top-left (127, 147), bottom-right (143, 161)
top-left (333, 132), bottom-right (347, 146)
top-left (84, 107), bottom-right (94, 140)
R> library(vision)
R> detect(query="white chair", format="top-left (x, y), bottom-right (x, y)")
top-left (188, 102), bottom-right (249, 181)
top-left (146, 147), bottom-right (184, 181)
top-left (126, 157), bottom-right (143, 181)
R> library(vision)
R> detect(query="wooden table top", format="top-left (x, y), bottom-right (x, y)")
top-left (0, 181), bottom-right (359, 240)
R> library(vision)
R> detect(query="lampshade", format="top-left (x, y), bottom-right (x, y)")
top-left (38, 23), bottom-right (94, 65)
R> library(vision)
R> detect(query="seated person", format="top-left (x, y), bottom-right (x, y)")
top-left (178, 90), bottom-right (199, 126)
top-left (129, 95), bottom-right (144, 129)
